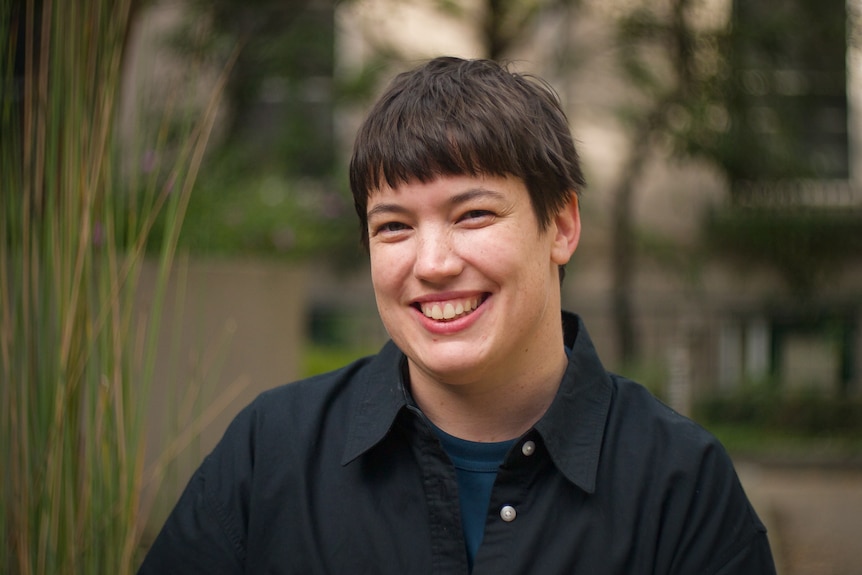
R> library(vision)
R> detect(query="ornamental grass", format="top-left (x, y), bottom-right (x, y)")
top-left (1, 1), bottom-right (233, 572)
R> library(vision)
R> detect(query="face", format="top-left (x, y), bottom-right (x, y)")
top-left (366, 173), bottom-right (580, 390)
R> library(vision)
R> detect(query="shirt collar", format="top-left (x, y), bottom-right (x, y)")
top-left (534, 312), bottom-right (613, 494)
top-left (341, 340), bottom-right (410, 465)
top-left (341, 312), bottom-right (613, 496)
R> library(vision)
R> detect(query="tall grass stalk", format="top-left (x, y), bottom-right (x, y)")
top-left (1, 1), bottom-right (233, 572)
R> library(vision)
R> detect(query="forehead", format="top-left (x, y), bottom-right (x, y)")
top-left (366, 173), bottom-right (527, 207)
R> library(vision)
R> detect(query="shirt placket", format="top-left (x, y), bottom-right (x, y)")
top-left (405, 411), bottom-right (472, 575)
top-left (472, 431), bottom-right (546, 575)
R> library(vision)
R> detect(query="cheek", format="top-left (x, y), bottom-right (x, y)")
top-left (464, 234), bottom-right (539, 277)
top-left (370, 262), bottom-right (392, 297)
top-left (454, 229), bottom-right (507, 266)
top-left (370, 247), bottom-right (409, 294)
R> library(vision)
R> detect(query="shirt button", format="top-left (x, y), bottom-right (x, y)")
top-left (521, 440), bottom-right (536, 456)
top-left (500, 505), bottom-right (517, 522)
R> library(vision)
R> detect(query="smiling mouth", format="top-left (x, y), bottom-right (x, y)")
top-left (415, 295), bottom-right (487, 321)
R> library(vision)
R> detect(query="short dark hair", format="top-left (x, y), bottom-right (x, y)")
top-left (349, 56), bottom-right (586, 249)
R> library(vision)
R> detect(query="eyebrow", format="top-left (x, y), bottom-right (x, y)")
top-left (366, 187), bottom-right (506, 220)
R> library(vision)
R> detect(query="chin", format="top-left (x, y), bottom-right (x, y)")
top-left (411, 346), bottom-right (490, 383)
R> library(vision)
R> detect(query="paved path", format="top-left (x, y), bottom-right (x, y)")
top-left (736, 462), bottom-right (862, 575)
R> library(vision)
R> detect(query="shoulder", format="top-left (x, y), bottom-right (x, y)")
top-left (188, 352), bottom-right (387, 521)
top-left (605, 374), bottom-right (722, 460)
top-left (256, 354), bottom-right (377, 410)
top-left (602, 375), bottom-right (771, 572)
top-left (139, 346), bottom-right (406, 572)
top-left (600, 373), bottom-right (746, 514)
top-left (225, 352), bottom-right (382, 443)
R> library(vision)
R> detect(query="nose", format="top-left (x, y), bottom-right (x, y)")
top-left (413, 228), bottom-right (462, 282)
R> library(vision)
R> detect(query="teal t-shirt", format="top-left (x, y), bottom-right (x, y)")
top-left (430, 423), bottom-right (516, 571)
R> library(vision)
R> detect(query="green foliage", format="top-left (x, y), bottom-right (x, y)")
top-left (145, 148), bottom-right (365, 266)
top-left (696, 0), bottom-right (847, 184)
top-left (158, 0), bottom-right (393, 262)
top-left (616, 0), bottom-right (848, 186)
top-left (616, 7), bottom-right (670, 98)
top-left (704, 206), bottom-right (862, 295)
top-left (704, 422), bottom-right (862, 460)
top-left (695, 386), bottom-right (862, 437)
top-left (173, 0), bottom-right (335, 177)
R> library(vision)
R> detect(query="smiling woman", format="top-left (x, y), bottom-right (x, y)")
top-left (139, 57), bottom-right (777, 575)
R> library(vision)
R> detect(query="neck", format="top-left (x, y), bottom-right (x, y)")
top-left (408, 350), bottom-right (568, 442)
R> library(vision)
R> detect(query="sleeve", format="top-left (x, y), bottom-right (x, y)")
top-left (663, 437), bottom-right (778, 575)
top-left (709, 529), bottom-right (777, 575)
top-left (136, 406), bottom-right (256, 575)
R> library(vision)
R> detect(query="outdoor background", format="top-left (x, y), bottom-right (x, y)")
top-left (2, 0), bottom-right (861, 573)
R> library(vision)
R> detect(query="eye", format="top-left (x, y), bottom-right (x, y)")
top-left (371, 220), bottom-right (411, 238)
top-left (458, 209), bottom-right (495, 224)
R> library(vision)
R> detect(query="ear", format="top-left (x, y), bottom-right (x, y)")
top-left (550, 194), bottom-right (581, 266)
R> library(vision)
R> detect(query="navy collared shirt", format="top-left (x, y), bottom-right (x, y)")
top-left (139, 312), bottom-right (776, 574)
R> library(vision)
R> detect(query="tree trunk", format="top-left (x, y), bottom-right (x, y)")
top-left (609, 136), bottom-right (646, 364)
top-left (610, 0), bottom-right (693, 365)
top-left (609, 101), bottom-right (672, 364)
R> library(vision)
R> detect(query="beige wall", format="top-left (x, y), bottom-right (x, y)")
top-left (137, 258), bottom-right (307, 536)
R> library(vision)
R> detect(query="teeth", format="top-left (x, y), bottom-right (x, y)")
top-left (420, 297), bottom-right (481, 321)
top-left (443, 303), bottom-right (456, 319)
